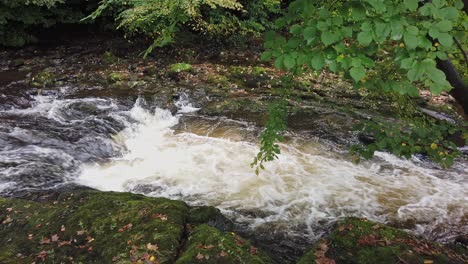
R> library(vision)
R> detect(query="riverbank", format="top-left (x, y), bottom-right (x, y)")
top-left (0, 189), bottom-right (466, 263)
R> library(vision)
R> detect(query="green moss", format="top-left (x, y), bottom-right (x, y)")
top-left (31, 69), bottom-right (56, 88)
top-left (102, 51), bottom-right (119, 64)
top-left (170, 63), bottom-right (193, 73)
top-left (187, 206), bottom-right (221, 224)
top-left (206, 73), bottom-right (230, 87)
top-left (297, 218), bottom-right (467, 264)
top-left (176, 224), bottom-right (274, 264)
top-left (0, 190), bottom-right (188, 263)
top-left (0, 190), bottom-right (272, 264)
top-left (108, 72), bottom-right (129, 83)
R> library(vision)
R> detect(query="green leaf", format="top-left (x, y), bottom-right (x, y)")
top-left (404, 33), bottom-right (419, 49)
top-left (260, 51), bottom-right (273, 61)
top-left (361, 22), bottom-right (372, 32)
top-left (349, 66), bottom-right (366, 82)
top-left (426, 67), bottom-right (447, 84)
top-left (351, 5), bottom-right (366, 20)
top-left (438, 33), bottom-right (453, 47)
top-left (400, 58), bottom-right (414, 69)
top-left (290, 24), bottom-right (302, 35)
top-left (302, 26), bottom-right (316, 41)
top-left (440, 7), bottom-right (459, 20)
top-left (406, 85), bottom-right (420, 97)
top-left (436, 20), bottom-right (452, 32)
top-left (283, 55), bottom-right (296, 69)
top-left (407, 65), bottom-right (424, 82)
top-left (321, 31), bottom-right (336, 46)
top-left (404, 0), bottom-right (419, 11)
top-left (428, 27), bottom-right (440, 38)
top-left (274, 55), bottom-right (284, 69)
top-left (406, 26), bottom-right (419, 35)
top-left (436, 51), bottom-right (448, 60)
top-left (311, 53), bottom-right (325, 70)
top-left (357, 32), bottom-right (373, 46)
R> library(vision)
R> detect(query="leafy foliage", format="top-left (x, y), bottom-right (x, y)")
top-left (352, 118), bottom-right (467, 168)
top-left (0, 0), bottom-right (91, 47)
top-left (84, 0), bottom-right (282, 56)
top-left (257, 0), bottom-right (467, 168)
top-left (263, 0), bottom-right (467, 96)
top-left (251, 100), bottom-right (287, 175)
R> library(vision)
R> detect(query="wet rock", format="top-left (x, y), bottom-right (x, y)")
top-left (176, 224), bottom-right (274, 264)
top-left (168, 63), bottom-right (194, 81)
top-left (0, 190), bottom-right (273, 264)
top-left (188, 206), bottom-right (234, 232)
top-left (9, 59), bottom-right (25, 68)
top-left (297, 218), bottom-right (467, 264)
top-left (101, 51), bottom-right (119, 65)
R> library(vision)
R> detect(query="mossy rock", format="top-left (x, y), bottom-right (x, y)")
top-left (0, 190), bottom-right (273, 264)
top-left (227, 66), bottom-right (271, 88)
top-left (31, 69), bottom-right (56, 88)
top-left (176, 224), bottom-right (274, 264)
top-left (0, 190), bottom-right (188, 263)
top-left (297, 218), bottom-right (467, 264)
top-left (102, 51), bottom-right (119, 65)
top-left (108, 72), bottom-right (130, 84)
top-left (169, 63), bottom-right (193, 73)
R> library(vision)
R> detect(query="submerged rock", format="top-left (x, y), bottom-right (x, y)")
top-left (0, 190), bottom-right (273, 264)
top-left (297, 218), bottom-right (467, 264)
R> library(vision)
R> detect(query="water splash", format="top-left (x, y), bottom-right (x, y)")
top-left (77, 100), bottom-right (468, 243)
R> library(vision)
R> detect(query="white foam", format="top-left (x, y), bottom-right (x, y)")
top-left (76, 102), bottom-right (468, 241)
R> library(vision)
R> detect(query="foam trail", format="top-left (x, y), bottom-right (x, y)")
top-left (77, 101), bottom-right (468, 242)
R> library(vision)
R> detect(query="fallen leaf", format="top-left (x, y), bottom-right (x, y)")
top-left (250, 246), bottom-right (257, 255)
top-left (151, 213), bottom-right (168, 221)
top-left (6, 208), bottom-right (12, 212)
top-left (147, 243), bottom-right (159, 252)
top-left (40, 237), bottom-right (50, 244)
top-left (58, 240), bottom-right (72, 247)
top-left (118, 223), bottom-right (133, 233)
top-left (219, 251), bottom-right (228, 257)
top-left (28, 234), bottom-right (33, 240)
top-left (315, 258), bottom-right (336, 264)
top-left (76, 230), bottom-right (85, 235)
top-left (60, 225), bottom-right (66, 232)
top-left (51, 234), bottom-right (59, 242)
top-left (141, 252), bottom-right (149, 260)
top-left (196, 253), bottom-right (204, 260)
top-left (234, 235), bottom-right (244, 246)
top-left (2, 216), bottom-right (12, 224)
top-left (36, 251), bottom-right (48, 261)
top-left (319, 242), bottom-right (328, 251)
top-left (358, 235), bottom-right (379, 246)
top-left (205, 244), bottom-right (214, 249)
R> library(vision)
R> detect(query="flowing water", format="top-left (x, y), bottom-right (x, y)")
top-left (1, 93), bottom-right (467, 260)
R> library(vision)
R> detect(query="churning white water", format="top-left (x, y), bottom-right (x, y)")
top-left (77, 99), bottom-right (468, 242)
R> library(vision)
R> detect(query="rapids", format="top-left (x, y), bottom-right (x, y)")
top-left (1, 94), bottom-right (467, 254)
